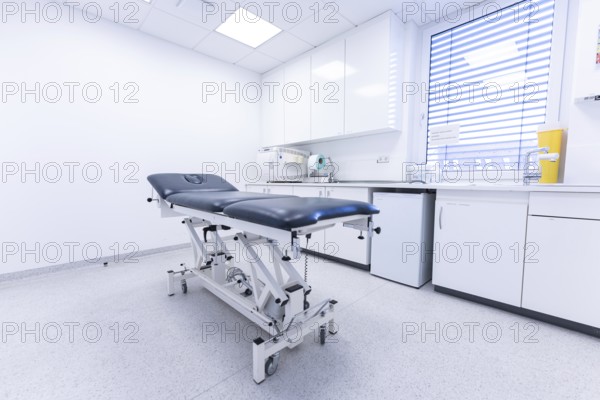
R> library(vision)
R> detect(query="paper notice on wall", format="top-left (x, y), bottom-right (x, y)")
top-left (429, 124), bottom-right (460, 146)
top-left (597, 25), bottom-right (600, 64)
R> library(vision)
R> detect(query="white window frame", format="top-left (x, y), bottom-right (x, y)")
top-left (414, 0), bottom-right (569, 172)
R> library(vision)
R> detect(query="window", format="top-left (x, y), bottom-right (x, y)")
top-left (426, 0), bottom-right (557, 170)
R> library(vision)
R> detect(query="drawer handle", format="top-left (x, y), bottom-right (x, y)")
top-left (439, 206), bottom-right (443, 230)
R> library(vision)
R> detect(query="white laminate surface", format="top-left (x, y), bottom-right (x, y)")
top-left (246, 181), bottom-right (600, 193)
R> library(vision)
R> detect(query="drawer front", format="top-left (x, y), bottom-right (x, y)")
top-left (529, 192), bottom-right (600, 220)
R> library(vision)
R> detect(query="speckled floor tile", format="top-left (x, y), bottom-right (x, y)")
top-left (1, 248), bottom-right (598, 400)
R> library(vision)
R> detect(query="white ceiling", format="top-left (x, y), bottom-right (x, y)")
top-left (91, 0), bottom-right (478, 74)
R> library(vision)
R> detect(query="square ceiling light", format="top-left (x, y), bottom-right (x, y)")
top-left (216, 8), bottom-right (282, 48)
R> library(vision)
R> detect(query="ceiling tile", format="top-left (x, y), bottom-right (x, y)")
top-left (140, 8), bottom-right (211, 48)
top-left (84, 0), bottom-right (152, 29)
top-left (194, 32), bottom-right (254, 63)
top-left (289, 5), bottom-right (355, 47)
top-left (338, 1), bottom-right (398, 26)
top-left (225, 0), bottom-right (328, 31)
top-left (152, 0), bottom-right (226, 30)
top-left (257, 32), bottom-right (314, 62)
top-left (235, 51), bottom-right (282, 73)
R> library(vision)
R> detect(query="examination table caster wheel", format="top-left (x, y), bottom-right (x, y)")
top-left (319, 325), bottom-right (326, 345)
top-left (265, 353), bottom-right (280, 376)
top-left (181, 279), bottom-right (188, 294)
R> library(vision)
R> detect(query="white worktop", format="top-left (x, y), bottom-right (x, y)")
top-left (247, 181), bottom-right (600, 193)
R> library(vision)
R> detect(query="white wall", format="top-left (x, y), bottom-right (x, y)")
top-left (563, 0), bottom-right (600, 184)
top-left (0, 14), bottom-right (260, 273)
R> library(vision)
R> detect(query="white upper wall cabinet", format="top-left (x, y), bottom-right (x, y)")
top-left (345, 13), bottom-right (403, 136)
top-left (310, 40), bottom-right (346, 140)
top-left (260, 68), bottom-right (285, 147)
top-left (284, 55), bottom-right (312, 144)
top-left (259, 12), bottom-right (404, 148)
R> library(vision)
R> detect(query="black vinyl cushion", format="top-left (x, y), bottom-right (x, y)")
top-left (166, 191), bottom-right (296, 213)
top-left (148, 173), bottom-right (238, 199)
top-left (223, 197), bottom-right (379, 230)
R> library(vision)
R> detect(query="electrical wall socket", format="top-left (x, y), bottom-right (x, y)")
top-left (377, 156), bottom-right (390, 164)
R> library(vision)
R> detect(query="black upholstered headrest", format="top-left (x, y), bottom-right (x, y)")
top-left (147, 173), bottom-right (238, 199)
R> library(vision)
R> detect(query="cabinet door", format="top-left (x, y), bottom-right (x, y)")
top-left (522, 216), bottom-right (600, 327)
top-left (284, 56), bottom-right (311, 144)
top-left (267, 185), bottom-right (294, 196)
top-left (260, 69), bottom-right (285, 147)
top-left (246, 185), bottom-right (293, 195)
top-left (371, 193), bottom-right (432, 287)
top-left (345, 17), bottom-right (392, 135)
top-left (310, 40), bottom-right (345, 140)
top-left (432, 192), bottom-right (529, 307)
top-left (247, 185), bottom-right (269, 194)
top-left (324, 187), bottom-right (370, 265)
top-left (292, 186), bottom-right (326, 252)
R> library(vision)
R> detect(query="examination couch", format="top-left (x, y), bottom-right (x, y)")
top-left (147, 173), bottom-right (379, 383)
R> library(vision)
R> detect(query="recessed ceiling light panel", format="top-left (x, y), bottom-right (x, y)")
top-left (216, 8), bottom-right (282, 48)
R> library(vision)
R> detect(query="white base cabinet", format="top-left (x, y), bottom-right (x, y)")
top-left (293, 186), bottom-right (370, 265)
top-left (522, 193), bottom-right (600, 328)
top-left (246, 185), bottom-right (294, 196)
top-left (371, 193), bottom-right (435, 288)
top-left (246, 184), bottom-right (371, 266)
top-left (323, 187), bottom-right (371, 265)
top-left (290, 186), bottom-right (326, 254)
top-left (432, 190), bottom-right (529, 307)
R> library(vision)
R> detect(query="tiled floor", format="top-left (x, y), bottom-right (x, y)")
top-left (1, 248), bottom-right (599, 400)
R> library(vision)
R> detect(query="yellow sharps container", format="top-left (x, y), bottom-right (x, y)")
top-left (537, 129), bottom-right (563, 183)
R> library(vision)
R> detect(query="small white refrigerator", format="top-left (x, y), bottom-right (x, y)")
top-left (371, 192), bottom-right (435, 288)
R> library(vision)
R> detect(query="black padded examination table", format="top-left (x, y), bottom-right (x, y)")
top-left (147, 173), bottom-right (380, 384)
top-left (148, 173), bottom-right (379, 230)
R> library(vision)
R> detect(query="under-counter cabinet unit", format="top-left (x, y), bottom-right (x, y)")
top-left (245, 185), bottom-right (294, 196)
top-left (371, 193), bottom-right (435, 288)
top-left (248, 185), bottom-right (372, 267)
top-left (293, 186), bottom-right (371, 266)
top-left (432, 190), bottom-right (529, 307)
top-left (323, 187), bottom-right (371, 266)
top-left (522, 193), bottom-right (600, 329)
top-left (290, 186), bottom-right (326, 254)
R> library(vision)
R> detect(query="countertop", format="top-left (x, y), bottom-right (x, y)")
top-left (247, 181), bottom-right (600, 193)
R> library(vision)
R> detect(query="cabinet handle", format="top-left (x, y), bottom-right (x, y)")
top-left (327, 191), bottom-right (331, 197)
top-left (319, 190), bottom-right (323, 197)
top-left (439, 206), bottom-right (443, 230)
